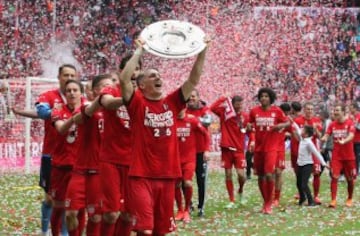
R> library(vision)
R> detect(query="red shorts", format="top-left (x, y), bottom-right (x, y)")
top-left (181, 161), bottom-right (195, 181)
top-left (50, 166), bottom-right (73, 202)
top-left (101, 162), bottom-right (130, 213)
top-left (253, 151), bottom-right (277, 176)
top-left (330, 159), bottom-right (357, 179)
top-left (221, 148), bottom-right (246, 169)
top-left (128, 177), bottom-right (176, 234)
top-left (65, 170), bottom-right (102, 216)
top-left (276, 150), bottom-right (286, 170)
top-left (312, 156), bottom-right (322, 175)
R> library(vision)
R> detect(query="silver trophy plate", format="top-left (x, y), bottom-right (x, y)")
top-left (140, 20), bottom-right (206, 59)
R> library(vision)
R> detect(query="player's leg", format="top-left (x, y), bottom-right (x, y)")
top-left (195, 152), bottom-right (207, 216)
top-left (181, 162), bottom-right (195, 223)
top-left (263, 151), bottom-right (277, 214)
top-left (153, 179), bottom-right (177, 235)
top-left (222, 148), bottom-right (235, 207)
top-left (234, 151), bottom-right (247, 205)
top-left (274, 150), bottom-right (285, 207)
top-left (100, 163), bottom-right (121, 235)
top-left (329, 160), bottom-right (341, 208)
top-left (301, 164), bottom-right (315, 206)
top-left (128, 178), bottom-right (155, 235)
top-left (245, 150), bottom-right (253, 179)
top-left (174, 180), bottom-right (184, 220)
top-left (312, 158), bottom-right (322, 204)
top-left (39, 155), bottom-right (53, 235)
top-left (344, 160), bottom-right (357, 207)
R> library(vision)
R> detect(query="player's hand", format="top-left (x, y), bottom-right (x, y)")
top-left (204, 35), bottom-right (212, 46)
top-left (203, 151), bottom-right (210, 162)
top-left (338, 138), bottom-right (346, 145)
top-left (11, 107), bottom-right (18, 115)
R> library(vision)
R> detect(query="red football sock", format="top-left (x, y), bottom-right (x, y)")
top-left (265, 179), bottom-right (275, 204)
top-left (330, 178), bottom-right (338, 200)
top-left (50, 208), bottom-right (63, 236)
top-left (226, 179), bottom-right (234, 202)
top-left (175, 186), bottom-right (183, 211)
top-left (257, 178), bottom-right (266, 202)
top-left (184, 186), bottom-right (193, 211)
top-left (347, 179), bottom-right (354, 199)
top-left (313, 174), bottom-right (320, 198)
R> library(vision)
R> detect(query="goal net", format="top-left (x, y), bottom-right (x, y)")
top-left (0, 77), bottom-right (58, 174)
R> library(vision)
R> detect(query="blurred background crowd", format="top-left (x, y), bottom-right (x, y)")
top-left (0, 0), bottom-right (360, 105)
top-left (0, 0), bottom-right (359, 167)
top-left (1, 0), bottom-right (360, 141)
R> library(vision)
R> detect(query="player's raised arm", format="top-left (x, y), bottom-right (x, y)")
top-left (120, 39), bottom-right (144, 103)
top-left (181, 38), bottom-right (210, 100)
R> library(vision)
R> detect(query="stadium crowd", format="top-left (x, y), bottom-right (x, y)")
top-left (0, 1), bottom-right (360, 107)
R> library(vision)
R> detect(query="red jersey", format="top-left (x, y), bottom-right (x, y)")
top-left (99, 85), bottom-right (132, 166)
top-left (210, 96), bottom-right (248, 151)
top-left (186, 104), bottom-right (212, 152)
top-left (51, 106), bottom-right (80, 167)
top-left (126, 89), bottom-right (185, 179)
top-left (292, 115), bottom-right (322, 148)
top-left (326, 119), bottom-right (355, 160)
top-left (177, 114), bottom-right (209, 164)
top-left (275, 128), bottom-right (287, 152)
top-left (290, 115), bottom-right (302, 155)
top-left (75, 104), bottom-right (104, 170)
top-left (352, 112), bottom-right (360, 143)
top-left (36, 89), bottom-right (66, 155)
top-left (249, 105), bottom-right (288, 152)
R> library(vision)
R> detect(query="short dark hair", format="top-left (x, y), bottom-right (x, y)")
top-left (257, 87), bottom-right (276, 104)
top-left (291, 101), bottom-right (302, 112)
top-left (279, 103), bottom-right (291, 113)
top-left (303, 125), bottom-right (314, 137)
top-left (319, 110), bottom-right (329, 119)
top-left (334, 102), bottom-right (346, 113)
top-left (232, 95), bottom-right (243, 105)
top-left (92, 74), bottom-right (112, 89)
top-left (119, 54), bottom-right (142, 70)
top-left (58, 64), bottom-right (76, 75)
top-left (65, 79), bottom-right (84, 93)
top-left (135, 72), bottom-right (145, 87)
top-left (351, 101), bottom-right (359, 111)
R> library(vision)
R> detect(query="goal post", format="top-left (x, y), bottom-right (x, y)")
top-left (24, 77), bottom-right (59, 174)
top-left (0, 77), bottom-right (58, 174)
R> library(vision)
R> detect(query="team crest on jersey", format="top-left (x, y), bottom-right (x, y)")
top-left (271, 112), bottom-right (275, 117)
top-left (54, 102), bottom-right (63, 110)
top-left (186, 122), bottom-right (191, 127)
top-left (163, 103), bottom-right (169, 110)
